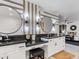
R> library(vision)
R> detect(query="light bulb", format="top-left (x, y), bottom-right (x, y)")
top-left (25, 26), bottom-right (29, 32)
top-left (62, 30), bottom-right (65, 33)
top-left (36, 25), bottom-right (39, 32)
top-left (36, 16), bottom-right (40, 22)
top-left (24, 13), bottom-right (29, 21)
top-left (25, 13), bottom-right (28, 18)
top-left (52, 27), bottom-right (55, 31)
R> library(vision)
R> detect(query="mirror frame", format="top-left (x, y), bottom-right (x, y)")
top-left (0, 5), bottom-right (23, 34)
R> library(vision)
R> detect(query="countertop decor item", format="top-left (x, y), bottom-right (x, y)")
top-left (70, 25), bottom-right (77, 31)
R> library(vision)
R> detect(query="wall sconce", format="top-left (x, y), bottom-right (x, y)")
top-left (36, 15), bottom-right (41, 34)
top-left (24, 13), bottom-right (29, 34)
top-left (24, 13), bottom-right (29, 22)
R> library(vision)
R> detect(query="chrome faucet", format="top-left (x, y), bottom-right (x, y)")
top-left (2, 34), bottom-right (10, 42)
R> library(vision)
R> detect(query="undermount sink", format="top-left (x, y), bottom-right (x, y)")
top-left (0, 42), bottom-right (2, 44)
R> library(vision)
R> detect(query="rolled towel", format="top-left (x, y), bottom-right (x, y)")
top-left (41, 38), bottom-right (48, 42)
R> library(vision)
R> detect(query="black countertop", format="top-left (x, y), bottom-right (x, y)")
top-left (42, 36), bottom-right (64, 39)
top-left (66, 40), bottom-right (79, 46)
top-left (0, 40), bottom-right (48, 47)
top-left (0, 35), bottom-right (48, 47)
top-left (26, 41), bottom-right (48, 47)
top-left (0, 40), bottom-right (27, 47)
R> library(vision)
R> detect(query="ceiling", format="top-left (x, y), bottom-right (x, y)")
top-left (27, 0), bottom-right (79, 16)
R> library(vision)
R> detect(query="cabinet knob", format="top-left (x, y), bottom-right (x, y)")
top-left (55, 43), bottom-right (57, 46)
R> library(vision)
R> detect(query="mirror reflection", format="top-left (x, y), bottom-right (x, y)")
top-left (40, 16), bottom-right (53, 33)
top-left (0, 6), bottom-right (22, 34)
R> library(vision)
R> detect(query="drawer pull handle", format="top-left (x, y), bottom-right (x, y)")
top-left (19, 46), bottom-right (25, 48)
top-left (32, 47), bottom-right (36, 49)
top-left (50, 40), bottom-right (52, 41)
top-left (55, 43), bottom-right (57, 46)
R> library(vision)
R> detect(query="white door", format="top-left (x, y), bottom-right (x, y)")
top-left (7, 50), bottom-right (26, 59)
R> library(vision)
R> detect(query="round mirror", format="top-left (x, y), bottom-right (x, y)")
top-left (0, 6), bottom-right (22, 34)
top-left (40, 16), bottom-right (53, 33)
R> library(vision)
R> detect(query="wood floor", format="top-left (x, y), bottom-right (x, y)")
top-left (49, 51), bottom-right (75, 59)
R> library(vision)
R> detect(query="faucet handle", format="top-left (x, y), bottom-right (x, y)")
top-left (6, 34), bottom-right (8, 39)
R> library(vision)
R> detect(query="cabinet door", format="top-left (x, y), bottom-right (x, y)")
top-left (51, 38), bottom-right (58, 55)
top-left (48, 39), bottom-right (55, 57)
top-left (58, 37), bottom-right (65, 50)
top-left (48, 39), bottom-right (52, 57)
top-left (54, 38), bottom-right (61, 53)
top-left (55, 37), bottom-right (65, 53)
top-left (7, 50), bottom-right (26, 59)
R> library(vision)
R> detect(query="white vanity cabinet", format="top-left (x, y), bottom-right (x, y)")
top-left (48, 37), bottom-right (65, 57)
top-left (0, 43), bottom-right (26, 59)
top-left (6, 50), bottom-right (26, 59)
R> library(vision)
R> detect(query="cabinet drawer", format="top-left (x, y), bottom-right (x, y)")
top-left (5, 43), bottom-right (26, 52)
top-left (0, 47), bottom-right (6, 54)
top-left (0, 43), bottom-right (26, 54)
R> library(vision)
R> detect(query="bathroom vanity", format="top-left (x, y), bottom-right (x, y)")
top-left (0, 36), bottom-right (65, 59)
top-left (43, 36), bottom-right (65, 58)
top-left (48, 37), bottom-right (65, 57)
top-left (0, 0), bottom-right (65, 59)
top-left (0, 41), bottom-right (48, 59)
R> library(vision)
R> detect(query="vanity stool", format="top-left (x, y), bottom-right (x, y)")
top-left (29, 48), bottom-right (44, 59)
